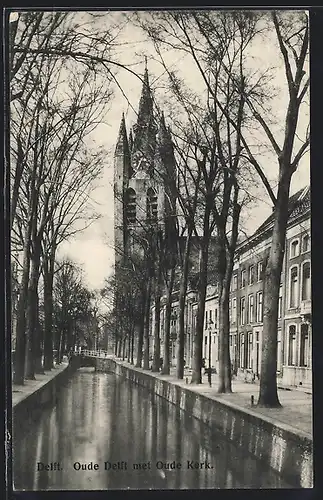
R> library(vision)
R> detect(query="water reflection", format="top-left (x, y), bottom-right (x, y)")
top-left (13, 369), bottom-right (296, 490)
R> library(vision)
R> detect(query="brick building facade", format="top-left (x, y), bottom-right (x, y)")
top-left (155, 186), bottom-right (311, 389)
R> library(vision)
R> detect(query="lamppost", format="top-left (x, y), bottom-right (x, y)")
top-left (207, 318), bottom-right (214, 387)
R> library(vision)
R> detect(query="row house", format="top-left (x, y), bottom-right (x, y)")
top-left (282, 189), bottom-right (311, 387)
top-left (203, 286), bottom-right (219, 369)
top-left (229, 260), bottom-right (239, 374)
top-left (232, 185), bottom-right (311, 387)
top-left (233, 223), bottom-right (285, 382)
top-left (150, 186), bottom-right (311, 389)
top-left (150, 289), bottom-right (197, 367)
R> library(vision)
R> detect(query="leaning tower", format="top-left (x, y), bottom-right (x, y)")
top-left (113, 65), bottom-right (177, 270)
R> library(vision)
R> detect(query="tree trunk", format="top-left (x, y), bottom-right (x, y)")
top-left (161, 266), bottom-right (175, 375)
top-left (135, 293), bottom-right (145, 368)
top-left (117, 334), bottom-right (123, 357)
top-left (152, 294), bottom-right (161, 372)
top-left (13, 236), bottom-right (31, 385)
top-left (218, 284), bottom-right (232, 393)
top-left (151, 273), bottom-right (161, 372)
top-left (55, 328), bottom-right (62, 364)
top-left (34, 293), bottom-right (45, 374)
top-left (176, 229), bottom-right (192, 379)
top-left (66, 316), bottom-right (74, 353)
top-left (122, 335), bottom-right (127, 360)
top-left (131, 323), bottom-right (135, 364)
top-left (257, 175), bottom-right (291, 407)
top-left (59, 327), bottom-right (67, 362)
top-left (43, 253), bottom-right (55, 370)
top-left (127, 326), bottom-right (131, 362)
top-left (152, 248), bottom-right (162, 372)
top-left (191, 243), bottom-right (209, 384)
top-left (217, 209), bottom-right (239, 393)
top-left (143, 276), bottom-right (152, 370)
top-left (25, 242), bottom-right (41, 380)
top-left (114, 310), bottom-right (120, 356)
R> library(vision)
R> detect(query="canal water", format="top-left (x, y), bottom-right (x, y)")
top-left (13, 369), bottom-right (296, 490)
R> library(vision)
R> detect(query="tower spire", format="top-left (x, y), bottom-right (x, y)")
top-left (115, 112), bottom-right (128, 155)
top-left (132, 61), bottom-right (157, 170)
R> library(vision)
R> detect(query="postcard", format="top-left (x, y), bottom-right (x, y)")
top-left (8, 8), bottom-right (312, 492)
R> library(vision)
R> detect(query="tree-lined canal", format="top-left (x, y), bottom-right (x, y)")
top-left (13, 369), bottom-right (296, 490)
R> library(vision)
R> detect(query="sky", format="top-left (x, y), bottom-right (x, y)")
top-left (57, 11), bottom-right (310, 292)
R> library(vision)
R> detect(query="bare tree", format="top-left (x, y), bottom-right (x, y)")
top-left (140, 10), bottom-right (309, 402)
top-left (12, 51), bottom-right (111, 383)
top-left (189, 10), bottom-right (309, 405)
top-left (53, 259), bottom-right (94, 361)
top-left (139, 12), bottom-right (256, 389)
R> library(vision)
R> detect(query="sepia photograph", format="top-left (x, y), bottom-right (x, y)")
top-left (8, 8), bottom-right (312, 491)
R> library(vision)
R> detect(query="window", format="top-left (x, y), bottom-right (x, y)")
top-left (278, 284), bottom-right (283, 319)
top-left (232, 274), bottom-right (238, 291)
top-left (301, 262), bottom-right (311, 301)
top-left (205, 310), bottom-right (208, 330)
top-left (289, 266), bottom-right (299, 308)
top-left (241, 270), bottom-right (246, 289)
top-left (214, 309), bottom-right (218, 329)
top-left (232, 298), bottom-right (237, 324)
top-left (257, 261), bottom-right (263, 282)
top-left (248, 294), bottom-right (254, 324)
top-left (290, 239), bottom-right (300, 258)
top-left (256, 291), bottom-right (263, 322)
top-left (288, 325), bottom-right (297, 366)
top-left (302, 234), bottom-right (310, 253)
top-left (300, 324), bottom-right (309, 367)
top-left (248, 332), bottom-right (253, 369)
top-left (240, 333), bottom-right (245, 368)
top-left (147, 188), bottom-right (158, 223)
top-left (240, 297), bottom-right (246, 325)
top-left (171, 309), bottom-right (177, 327)
top-left (277, 329), bottom-right (282, 372)
top-left (125, 188), bottom-right (136, 223)
top-left (248, 265), bottom-right (255, 285)
top-left (209, 309), bottom-right (213, 323)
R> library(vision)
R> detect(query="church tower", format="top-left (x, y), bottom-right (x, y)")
top-left (113, 64), bottom-right (177, 268)
top-left (114, 112), bottom-right (131, 269)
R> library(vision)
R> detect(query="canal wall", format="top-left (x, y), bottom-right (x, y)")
top-left (95, 357), bottom-right (313, 488)
top-left (12, 362), bottom-right (76, 432)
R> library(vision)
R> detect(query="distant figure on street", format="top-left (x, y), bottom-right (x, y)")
top-left (202, 358), bottom-right (206, 369)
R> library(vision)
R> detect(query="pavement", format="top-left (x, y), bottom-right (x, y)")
top-left (12, 361), bottom-right (69, 408)
top-left (118, 360), bottom-right (313, 440)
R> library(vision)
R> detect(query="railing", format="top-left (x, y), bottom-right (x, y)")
top-left (75, 349), bottom-right (113, 358)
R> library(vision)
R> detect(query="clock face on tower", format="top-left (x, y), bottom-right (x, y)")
top-left (133, 156), bottom-right (150, 179)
